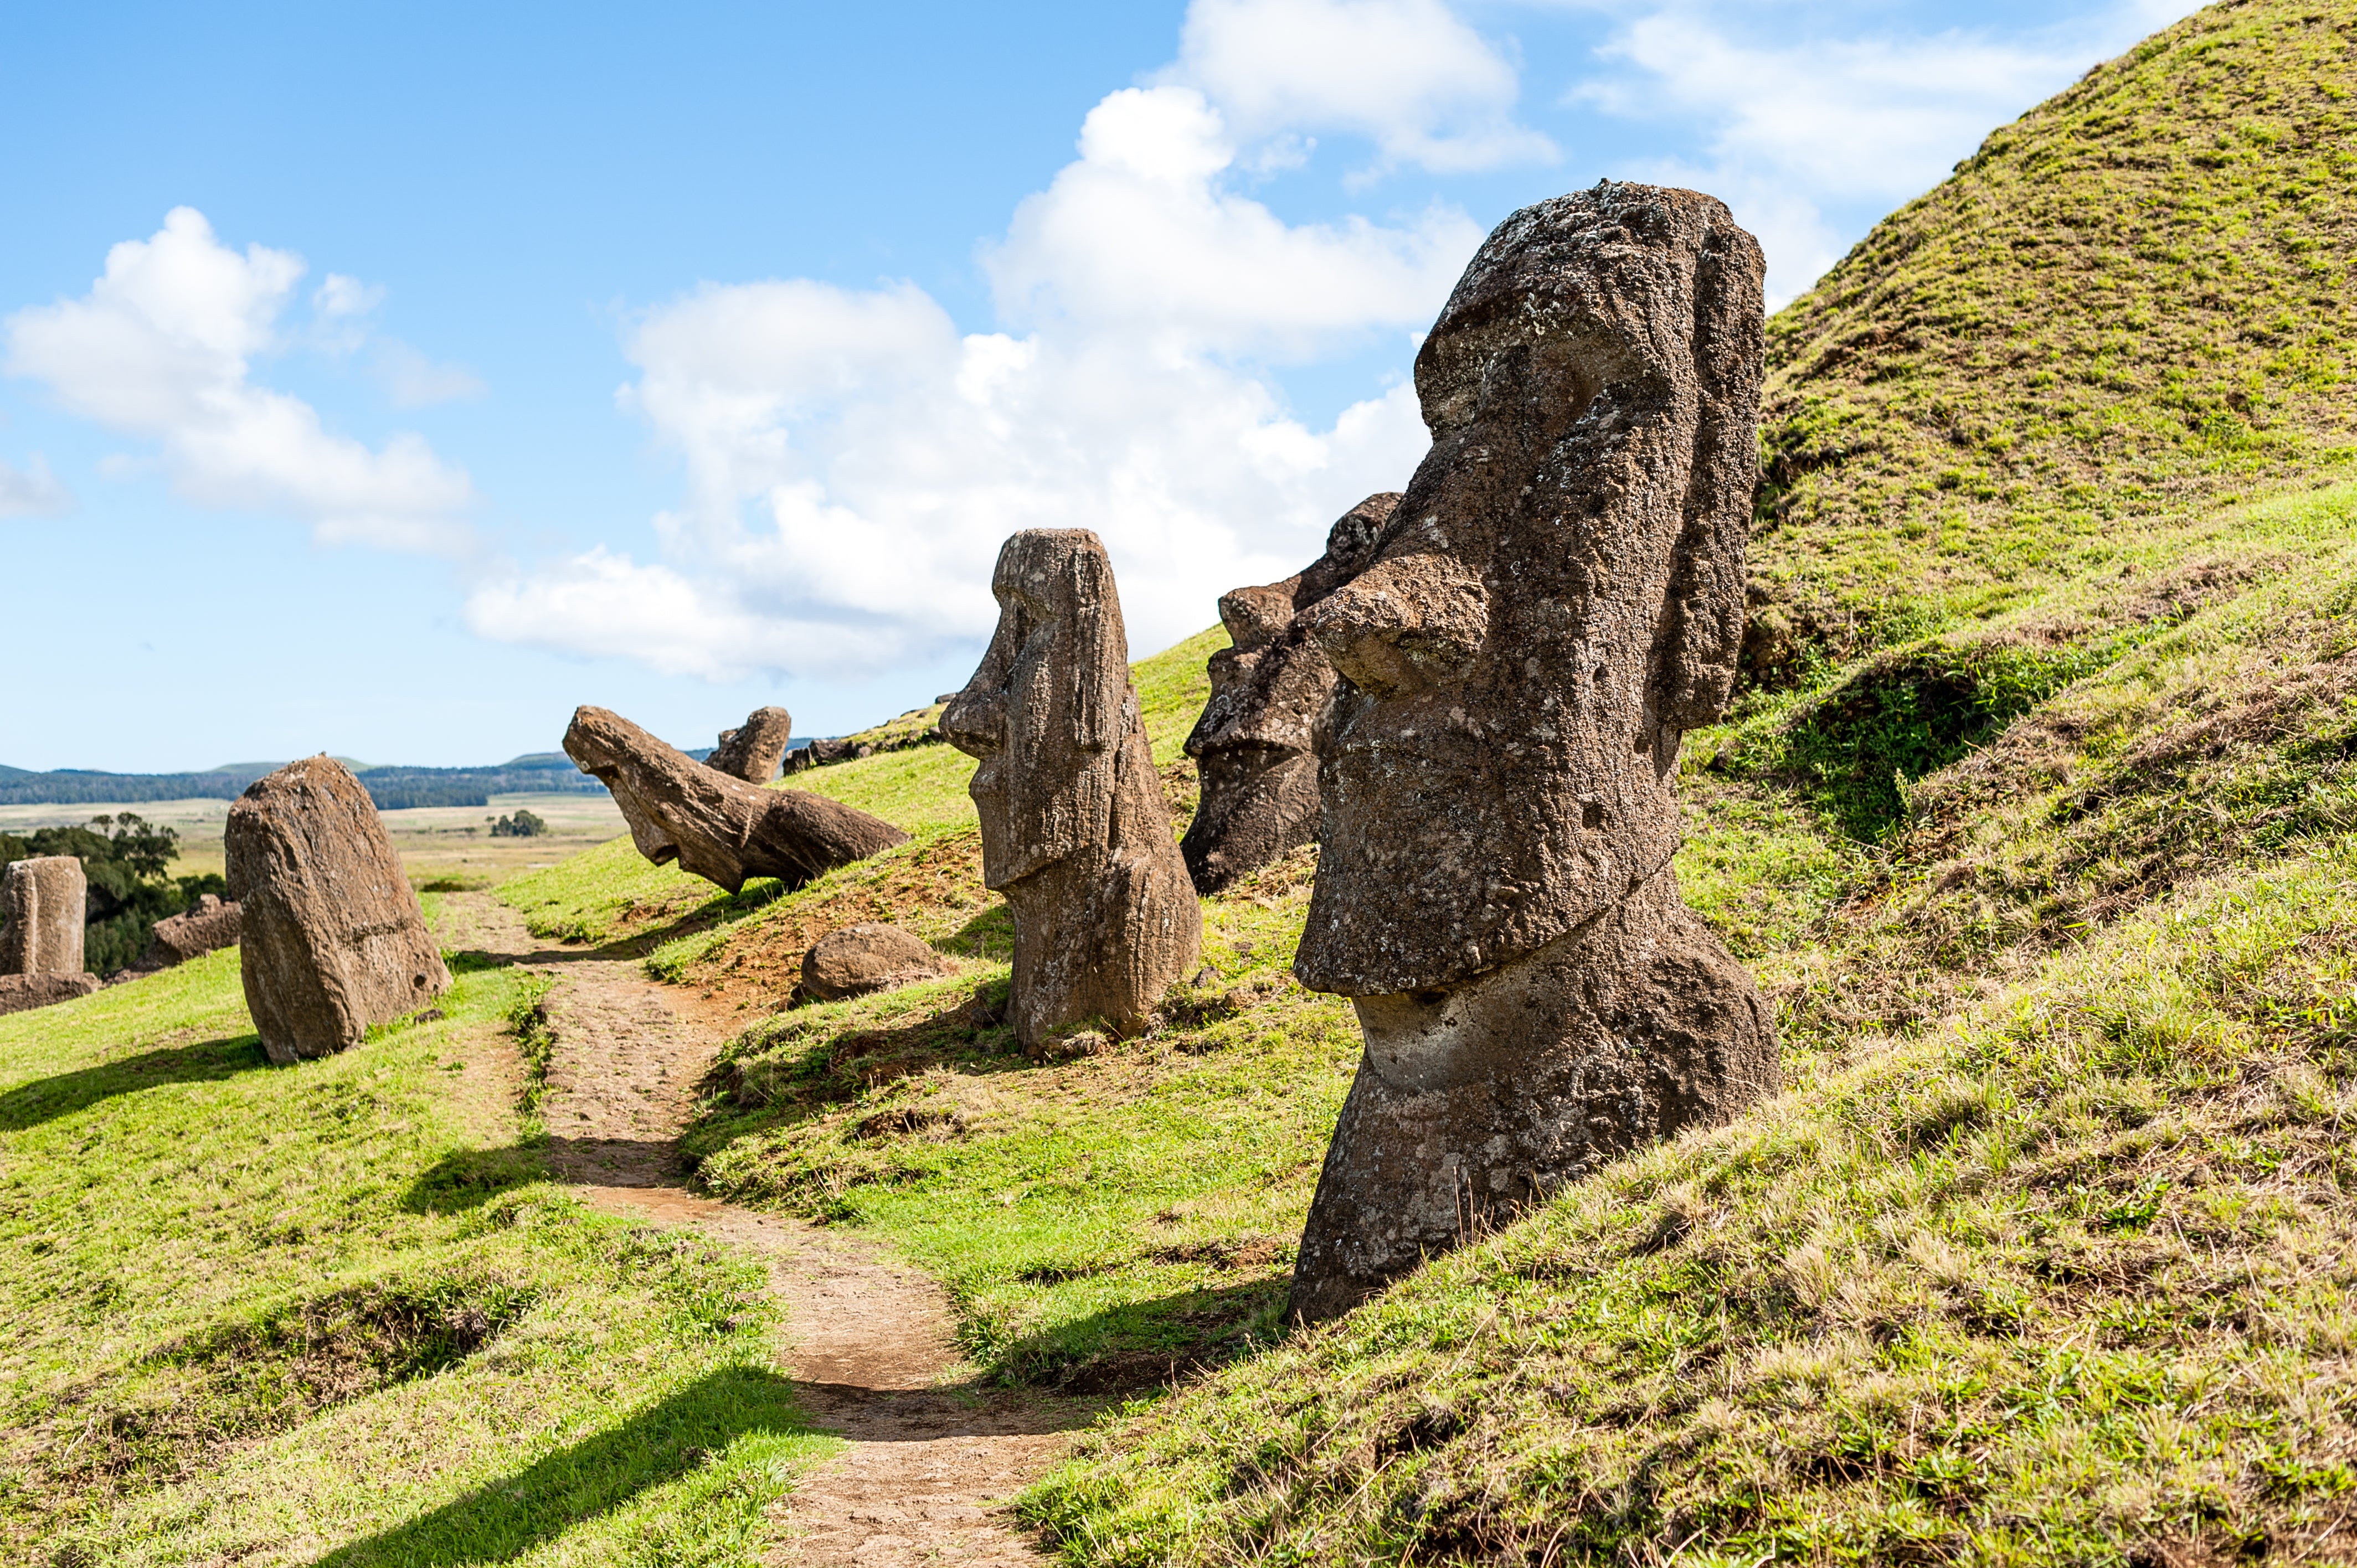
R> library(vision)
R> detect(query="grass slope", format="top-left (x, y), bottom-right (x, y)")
top-left (0, 921), bottom-right (832, 1565)
top-left (1747, 0), bottom-right (2356, 679)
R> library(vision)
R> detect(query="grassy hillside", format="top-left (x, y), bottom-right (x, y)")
top-left (0, 924), bottom-right (833, 1565)
top-left (1747, 0), bottom-right (2355, 679)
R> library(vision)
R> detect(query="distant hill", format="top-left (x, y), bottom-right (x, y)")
top-left (0, 753), bottom-right (607, 811)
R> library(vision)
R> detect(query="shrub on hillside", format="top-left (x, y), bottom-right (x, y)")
top-left (490, 809), bottom-right (548, 839)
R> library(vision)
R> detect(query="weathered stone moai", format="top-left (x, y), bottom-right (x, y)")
top-left (565, 706), bottom-right (908, 893)
top-left (1182, 494), bottom-right (1397, 894)
top-left (708, 706), bottom-right (796, 783)
top-left (940, 529), bottom-right (1202, 1048)
top-left (1286, 184), bottom-right (1780, 1322)
top-left (0, 855), bottom-right (88, 976)
top-left (227, 757), bottom-right (451, 1064)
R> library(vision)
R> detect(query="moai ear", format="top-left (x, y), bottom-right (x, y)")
top-left (1651, 214), bottom-right (1766, 735)
top-left (1062, 544), bottom-right (1131, 751)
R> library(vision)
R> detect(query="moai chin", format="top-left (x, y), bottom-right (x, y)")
top-left (940, 529), bottom-right (1202, 1049)
top-left (0, 856), bottom-right (88, 976)
top-left (1181, 494), bottom-right (1396, 895)
top-left (1286, 183), bottom-right (1780, 1322)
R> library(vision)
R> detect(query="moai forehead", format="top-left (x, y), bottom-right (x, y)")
top-left (1295, 183), bottom-right (1764, 997)
top-left (940, 529), bottom-right (1135, 890)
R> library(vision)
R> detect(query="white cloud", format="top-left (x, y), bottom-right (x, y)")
top-left (375, 342), bottom-right (486, 408)
top-left (1168, 0), bottom-right (1557, 174)
top-left (1569, 0), bottom-right (2209, 303)
top-left (3, 207), bottom-right (477, 553)
top-left (0, 453), bottom-right (73, 519)
top-left (467, 82), bottom-right (1455, 682)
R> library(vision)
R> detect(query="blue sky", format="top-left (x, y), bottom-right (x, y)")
top-left (0, 0), bottom-right (2197, 771)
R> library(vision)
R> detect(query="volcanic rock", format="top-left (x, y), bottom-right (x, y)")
top-left (1286, 183), bottom-right (1780, 1322)
top-left (708, 706), bottom-right (796, 783)
top-left (939, 529), bottom-right (1201, 1048)
top-left (145, 895), bottom-right (243, 967)
top-left (800, 922), bottom-right (951, 1003)
top-left (564, 706), bottom-right (908, 894)
top-left (0, 972), bottom-right (100, 1015)
top-left (1181, 493), bottom-right (1396, 894)
top-left (227, 757), bottom-right (451, 1065)
top-left (0, 855), bottom-right (86, 976)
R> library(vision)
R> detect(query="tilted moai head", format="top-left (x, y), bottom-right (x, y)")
top-left (1286, 183), bottom-right (1779, 1321)
top-left (940, 529), bottom-right (1201, 1046)
top-left (1180, 494), bottom-right (1396, 894)
top-left (709, 706), bottom-right (795, 784)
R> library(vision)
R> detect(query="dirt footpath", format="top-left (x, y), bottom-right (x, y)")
top-left (434, 893), bottom-right (1086, 1566)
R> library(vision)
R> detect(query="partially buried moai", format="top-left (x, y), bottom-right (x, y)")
top-left (707, 705), bottom-right (795, 783)
top-left (228, 757), bottom-right (451, 1064)
top-left (0, 856), bottom-right (88, 976)
top-left (1286, 183), bottom-right (1779, 1322)
top-left (1180, 493), bottom-right (1396, 894)
top-left (940, 529), bottom-right (1202, 1049)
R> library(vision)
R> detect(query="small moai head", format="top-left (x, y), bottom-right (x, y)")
top-left (1295, 183), bottom-right (1766, 998)
top-left (1181, 494), bottom-right (1395, 892)
top-left (710, 705), bottom-right (795, 783)
top-left (939, 529), bottom-right (1133, 891)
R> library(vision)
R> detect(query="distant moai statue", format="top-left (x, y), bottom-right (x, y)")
top-left (565, 706), bottom-right (907, 892)
top-left (1181, 494), bottom-right (1396, 894)
top-left (708, 706), bottom-right (796, 783)
top-left (1286, 184), bottom-right (1780, 1322)
top-left (0, 856), bottom-right (88, 976)
top-left (940, 529), bottom-right (1202, 1048)
top-left (227, 757), bottom-right (451, 1064)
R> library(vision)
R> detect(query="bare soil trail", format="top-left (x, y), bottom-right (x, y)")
top-left (433, 892), bottom-right (1087, 1566)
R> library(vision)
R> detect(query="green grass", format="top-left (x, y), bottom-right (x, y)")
top-left (0, 933), bottom-right (834, 1565)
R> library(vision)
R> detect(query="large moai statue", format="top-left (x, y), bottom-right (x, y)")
top-left (1286, 184), bottom-right (1780, 1322)
top-left (227, 757), bottom-right (451, 1065)
top-left (940, 529), bottom-right (1202, 1048)
top-left (0, 855), bottom-right (88, 976)
top-left (708, 705), bottom-right (796, 783)
top-left (1181, 494), bottom-right (1396, 894)
top-left (565, 707), bottom-right (908, 893)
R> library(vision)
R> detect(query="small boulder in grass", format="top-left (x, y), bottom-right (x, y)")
top-left (799, 922), bottom-right (950, 1003)
top-left (0, 972), bottom-right (100, 1015)
top-left (143, 895), bottom-right (243, 967)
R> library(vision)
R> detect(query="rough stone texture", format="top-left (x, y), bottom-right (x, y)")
top-left (708, 706), bottom-right (796, 783)
top-left (1287, 184), bottom-right (1778, 1321)
top-left (0, 972), bottom-right (100, 1014)
top-left (940, 529), bottom-right (1202, 1048)
top-left (0, 855), bottom-right (86, 976)
top-left (564, 706), bottom-right (908, 894)
top-left (145, 895), bottom-right (243, 967)
top-left (227, 758), bottom-right (451, 1065)
top-left (1181, 494), bottom-right (1397, 894)
top-left (800, 922), bottom-right (952, 1003)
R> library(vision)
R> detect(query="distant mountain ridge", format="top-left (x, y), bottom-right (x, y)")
top-left (0, 753), bottom-right (607, 811)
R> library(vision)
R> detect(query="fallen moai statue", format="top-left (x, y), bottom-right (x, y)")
top-left (228, 757), bottom-right (451, 1065)
top-left (564, 706), bottom-right (908, 894)
top-left (1, 854), bottom-right (88, 976)
top-left (800, 922), bottom-right (951, 1003)
top-left (145, 895), bottom-right (243, 967)
top-left (940, 529), bottom-right (1201, 1048)
top-left (0, 973), bottom-right (100, 1015)
top-left (708, 706), bottom-right (795, 783)
top-left (1181, 493), bottom-right (1397, 894)
top-left (1286, 183), bottom-right (1781, 1323)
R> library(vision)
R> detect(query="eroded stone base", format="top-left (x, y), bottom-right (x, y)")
top-left (1286, 868), bottom-right (1778, 1322)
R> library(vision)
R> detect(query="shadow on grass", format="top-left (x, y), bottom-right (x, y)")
top-left (0, 1033), bottom-right (270, 1132)
top-left (403, 1141), bottom-right (547, 1214)
top-left (1003, 1274), bottom-right (1293, 1395)
top-left (311, 1365), bottom-right (812, 1567)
